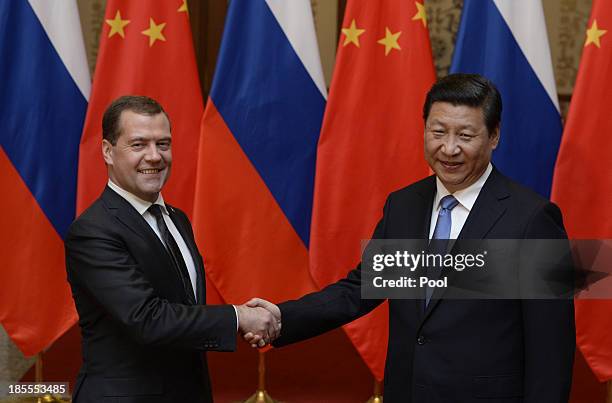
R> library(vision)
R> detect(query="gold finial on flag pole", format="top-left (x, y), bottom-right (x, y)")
top-left (366, 379), bottom-right (383, 403)
top-left (30, 352), bottom-right (67, 402)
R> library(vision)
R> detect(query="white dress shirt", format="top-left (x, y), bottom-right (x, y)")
top-left (428, 163), bottom-right (493, 240)
top-left (107, 180), bottom-right (199, 300)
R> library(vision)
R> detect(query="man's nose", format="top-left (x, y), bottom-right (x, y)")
top-left (144, 144), bottom-right (162, 161)
top-left (440, 136), bottom-right (460, 156)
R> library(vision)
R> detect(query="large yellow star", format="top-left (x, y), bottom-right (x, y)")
top-left (585, 19), bottom-right (607, 48)
top-left (341, 19), bottom-right (365, 47)
top-left (106, 10), bottom-right (130, 39)
top-left (178, 0), bottom-right (188, 14)
top-left (142, 18), bottom-right (167, 47)
top-left (412, 1), bottom-right (427, 27)
top-left (377, 27), bottom-right (401, 56)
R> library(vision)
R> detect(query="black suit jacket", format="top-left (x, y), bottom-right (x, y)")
top-left (274, 168), bottom-right (575, 403)
top-left (65, 187), bottom-right (236, 403)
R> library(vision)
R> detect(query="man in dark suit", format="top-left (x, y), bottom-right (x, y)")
top-left (65, 96), bottom-right (279, 403)
top-left (247, 74), bottom-right (575, 402)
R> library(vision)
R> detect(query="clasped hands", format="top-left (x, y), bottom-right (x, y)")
top-left (236, 298), bottom-right (281, 348)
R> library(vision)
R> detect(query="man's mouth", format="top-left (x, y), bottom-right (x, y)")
top-left (138, 168), bottom-right (164, 174)
top-left (440, 161), bottom-right (463, 169)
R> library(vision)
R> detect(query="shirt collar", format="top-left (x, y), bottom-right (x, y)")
top-left (433, 163), bottom-right (492, 213)
top-left (107, 180), bottom-right (168, 216)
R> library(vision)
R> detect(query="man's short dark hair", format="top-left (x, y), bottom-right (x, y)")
top-left (102, 95), bottom-right (169, 145)
top-left (423, 74), bottom-right (502, 135)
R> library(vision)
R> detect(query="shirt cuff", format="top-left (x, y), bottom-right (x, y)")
top-left (232, 305), bottom-right (239, 331)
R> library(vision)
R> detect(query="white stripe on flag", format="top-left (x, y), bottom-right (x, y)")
top-left (265, 0), bottom-right (327, 99)
top-left (493, 0), bottom-right (559, 111)
top-left (28, 0), bottom-right (90, 100)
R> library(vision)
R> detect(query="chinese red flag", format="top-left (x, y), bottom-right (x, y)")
top-left (77, 0), bottom-right (203, 216)
top-left (551, 0), bottom-right (612, 382)
top-left (309, 0), bottom-right (435, 379)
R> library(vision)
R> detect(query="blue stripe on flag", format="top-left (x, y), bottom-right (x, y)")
top-left (209, 0), bottom-right (325, 247)
top-left (0, 1), bottom-right (87, 237)
top-left (450, 0), bottom-right (562, 197)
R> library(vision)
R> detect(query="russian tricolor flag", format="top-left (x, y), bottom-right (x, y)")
top-left (0, 0), bottom-right (89, 355)
top-left (451, 0), bottom-right (562, 197)
top-left (193, 0), bottom-right (325, 304)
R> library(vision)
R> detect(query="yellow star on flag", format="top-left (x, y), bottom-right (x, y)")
top-left (377, 27), bottom-right (401, 56)
top-left (412, 1), bottom-right (427, 27)
top-left (106, 10), bottom-right (130, 39)
top-left (178, 0), bottom-right (188, 14)
top-left (142, 18), bottom-right (167, 47)
top-left (342, 19), bottom-right (365, 47)
top-left (585, 19), bottom-right (607, 48)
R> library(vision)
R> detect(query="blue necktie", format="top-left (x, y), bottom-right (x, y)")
top-left (426, 195), bottom-right (459, 307)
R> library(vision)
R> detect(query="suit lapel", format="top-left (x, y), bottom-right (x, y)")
top-left (102, 187), bottom-right (197, 304)
top-left (420, 168), bottom-right (509, 322)
top-left (457, 168), bottom-right (509, 240)
top-left (102, 187), bottom-right (165, 250)
top-left (415, 177), bottom-right (436, 238)
top-left (412, 177), bottom-right (436, 319)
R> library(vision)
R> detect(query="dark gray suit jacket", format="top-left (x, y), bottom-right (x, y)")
top-left (66, 187), bottom-right (236, 403)
top-left (274, 168), bottom-right (575, 403)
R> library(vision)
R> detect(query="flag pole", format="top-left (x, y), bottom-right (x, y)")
top-left (244, 351), bottom-right (277, 403)
top-left (35, 353), bottom-right (43, 403)
top-left (35, 353), bottom-right (43, 383)
top-left (366, 378), bottom-right (383, 403)
top-left (34, 352), bottom-right (63, 403)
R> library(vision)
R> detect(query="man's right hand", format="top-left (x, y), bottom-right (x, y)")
top-left (237, 298), bottom-right (281, 348)
top-left (236, 299), bottom-right (281, 348)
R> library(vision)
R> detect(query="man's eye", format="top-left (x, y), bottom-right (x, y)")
top-left (158, 142), bottom-right (170, 150)
top-left (131, 143), bottom-right (144, 148)
top-left (459, 133), bottom-right (474, 139)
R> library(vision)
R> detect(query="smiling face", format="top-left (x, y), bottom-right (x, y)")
top-left (102, 110), bottom-right (172, 202)
top-left (424, 102), bottom-right (499, 193)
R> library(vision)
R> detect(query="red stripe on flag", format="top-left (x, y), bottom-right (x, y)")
top-left (193, 101), bottom-right (318, 304)
top-left (0, 149), bottom-right (77, 355)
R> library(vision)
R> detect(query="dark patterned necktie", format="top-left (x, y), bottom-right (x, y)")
top-left (148, 204), bottom-right (196, 304)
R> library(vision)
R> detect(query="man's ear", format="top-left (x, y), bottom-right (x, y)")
top-left (490, 126), bottom-right (500, 150)
top-left (102, 139), bottom-right (113, 165)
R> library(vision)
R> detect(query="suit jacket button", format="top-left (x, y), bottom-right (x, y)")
top-left (417, 335), bottom-right (426, 345)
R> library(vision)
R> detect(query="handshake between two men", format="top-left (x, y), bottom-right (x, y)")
top-left (235, 298), bottom-right (281, 348)
top-left (65, 79), bottom-right (576, 402)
